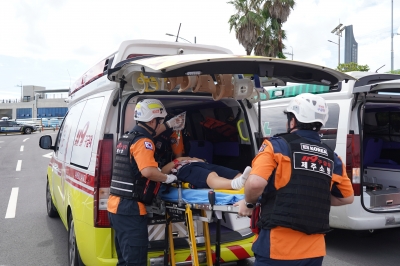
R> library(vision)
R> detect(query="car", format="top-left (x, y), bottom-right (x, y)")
top-left (0, 120), bottom-right (37, 134)
top-left (38, 39), bottom-right (353, 266)
top-left (259, 72), bottom-right (400, 232)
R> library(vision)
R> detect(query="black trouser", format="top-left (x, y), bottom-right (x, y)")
top-left (108, 212), bottom-right (148, 266)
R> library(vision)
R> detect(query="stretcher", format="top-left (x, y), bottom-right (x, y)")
top-left (147, 184), bottom-right (246, 266)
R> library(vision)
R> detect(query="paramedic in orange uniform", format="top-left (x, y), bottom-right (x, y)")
top-left (154, 112), bottom-right (186, 167)
top-left (107, 99), bottom-right (183, 266)
top-left (236, 93), bottom-right (354, 266)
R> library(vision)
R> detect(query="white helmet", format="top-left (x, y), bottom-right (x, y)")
top-left (285, 93), bottom-right (329, 126)
top-left (134, 99), bottom-right (167, 122)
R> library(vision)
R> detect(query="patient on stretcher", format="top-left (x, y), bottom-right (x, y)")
top-left (161, 157), bottom-right (252, 190)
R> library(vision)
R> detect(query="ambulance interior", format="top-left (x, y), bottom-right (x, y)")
top-left (362, 103), bottom-right (400, 211)
top-left (123, 94), bottom-right (255, 249)
top-left (124, 95), bottom-right (255, 173)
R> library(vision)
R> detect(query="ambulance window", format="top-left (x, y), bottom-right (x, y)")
top-left (320, 103), bottom-right (339, 150)
top-left (260, 105), bottom-right (287, 137)
top-left (70, 97), bottom-right (105, 169)
top-left (260, 103), bottom-right (339, 150)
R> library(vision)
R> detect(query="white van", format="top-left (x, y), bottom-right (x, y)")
top-left (39, 39), bottom-right (353, 265)
top-left (259, 71), bottom-right (400, 232)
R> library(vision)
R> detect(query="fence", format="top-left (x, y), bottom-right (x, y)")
top-left (15, 117), bottom-right (64, 129)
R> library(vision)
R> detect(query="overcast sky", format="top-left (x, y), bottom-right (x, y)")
top-left (0, 0), bottom-right (399, 100)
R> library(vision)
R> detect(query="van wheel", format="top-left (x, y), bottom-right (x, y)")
top-left (46, 181), bottom-right (58, 218)
top-left (24, 127), bottom-right (32, 134)
top-left (68, 214), bottom-right (84, 266)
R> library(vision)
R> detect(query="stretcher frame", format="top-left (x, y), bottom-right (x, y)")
top-left (148, 188), bottom-right (241, 266)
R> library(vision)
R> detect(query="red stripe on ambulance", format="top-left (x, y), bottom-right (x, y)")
top-left (65, 166), bottom-right (95, 195)
top-left (226, 245), bottom-right (251, 260)
top-left (185, 250), bottom-right (226, 264)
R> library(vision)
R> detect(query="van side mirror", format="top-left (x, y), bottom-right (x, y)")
top-left (39, 135), bottom-right (55, 151)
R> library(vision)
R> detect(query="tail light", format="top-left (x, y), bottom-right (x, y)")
top-left (94, 134), bottom-right (113, 227)
top-left (346, 134), bottom-right (360, 196)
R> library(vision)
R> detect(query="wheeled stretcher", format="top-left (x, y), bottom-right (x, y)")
top-left (147, 184), bottom-right (246, 266)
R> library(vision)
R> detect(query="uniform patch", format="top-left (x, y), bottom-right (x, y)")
top-left (155, 141), bottom-right (162, 149)
top-left (293, 151), bottom-right (333, 177)
top-left (300, 143), bottom-right (328, 156)
top-left (144, 141), bottom-right (153, 150)
top-left (170, 138), bottom-right (177, 144)
top-left (259, 143), bottom-right (267, 152)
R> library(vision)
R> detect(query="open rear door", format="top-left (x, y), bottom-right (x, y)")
top-left (107, 54), bottom-right (355, 101)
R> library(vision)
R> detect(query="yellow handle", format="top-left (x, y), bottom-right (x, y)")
top-left (136, 73), bottom-right (159, 92)
top-left (237, 119), bottom-right (249, 141)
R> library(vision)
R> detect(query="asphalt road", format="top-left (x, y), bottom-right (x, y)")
top-left (0, 131), bottom-right (68, 266)
top-left (0, 131), bottom-right (399, 266)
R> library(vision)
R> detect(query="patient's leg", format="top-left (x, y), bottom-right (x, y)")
top-left (206, 166), bottom-right (252, 190)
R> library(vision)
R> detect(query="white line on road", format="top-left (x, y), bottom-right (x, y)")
top-left (23, 138), bottom-right (29, 142)
top-left (20, 145), bottom-right (24, 152)
top-left (5, 187), bottom-right (19, 219)
top-left (43, 152), bottom-right (53, 158)
top-left (16, 160), bottom-right (22, 171)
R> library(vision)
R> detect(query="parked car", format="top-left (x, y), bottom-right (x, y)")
top-left (0, 120), bottom-right (37, 134)
top-left (259, 72), bottom-right (400, 232)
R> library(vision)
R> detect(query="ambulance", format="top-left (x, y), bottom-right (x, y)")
top-left (259, 72), bottom-right (400, 233)
top-left (38, 39), bottom-right (353, 265)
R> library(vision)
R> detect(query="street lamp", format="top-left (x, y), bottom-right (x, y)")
top-left (15, 82), bottom-right (23, 102)
top-left (284, 46), bottom-right (293, 60)
top-left (391, 0), bottom-right (400, 71)
top-left (166, 33), bottom-right (194, 43)
top-left (330, 23), bottom-right (345, 66)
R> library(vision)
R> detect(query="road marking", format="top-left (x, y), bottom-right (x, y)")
top-left (43, 152), bottom-right (53, 158)
top-left (23, 138), bottom-right (29, 142)
top-left (20, 145), bottom-right (24, 152)
top-left (16, 160), bottom-right (22, 171)
top-left (5, 187), bottom-right (19, 219)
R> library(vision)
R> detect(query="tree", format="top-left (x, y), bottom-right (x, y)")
top-left (228, 0), bottom-right (264, 55)
top-left (228, 0), bottom-right (295, 57)
top-left (261, 0), bottom-right (295, 56)
top-left (336, 62), bottom-right (370, 72)
top-left (387, 69), bottom-right (400, 74)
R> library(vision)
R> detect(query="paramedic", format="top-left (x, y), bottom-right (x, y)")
top-left (161, 156), bottom-right (252, 190)
top-left (154, 112), bottom-right (186, 167)
top-left (236, 93), bottom-right (354, 266)
top-left (107, 99), bottom-right (184, 266)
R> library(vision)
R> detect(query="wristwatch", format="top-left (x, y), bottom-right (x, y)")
top-left (245, 201), bottom-right (255, 209)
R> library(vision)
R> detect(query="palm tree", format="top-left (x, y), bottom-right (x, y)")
top-left (228, 0), bottom-right (264, 55)
top-left (254, 6), bottom-right (280, 57)
top-left (262, 0), bottom-right (295, 55)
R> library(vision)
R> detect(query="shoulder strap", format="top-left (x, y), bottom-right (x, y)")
top-left (276, 133), bottom-right (301, 143)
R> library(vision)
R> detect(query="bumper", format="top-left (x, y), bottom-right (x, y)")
top-left (329, 196), bottom-right (400, 230)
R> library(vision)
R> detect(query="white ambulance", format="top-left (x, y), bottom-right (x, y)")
top-left (259, 72), bottom-right (400, 233)
top-left (39, 39), bottom-right (353, 265)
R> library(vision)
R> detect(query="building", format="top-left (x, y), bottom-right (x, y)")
top-left (0, 85), bottom-right (68, 120)
top-left (344, 25), bottom-right (358, 63)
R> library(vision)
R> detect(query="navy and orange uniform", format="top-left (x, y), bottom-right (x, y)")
top-left (107, 125), bottom-right (159, 265)
top-left (250, 130), bottom-right (353, 261)
top-left (154, 128), bottom-right (185, 167)
top-left (170, 130), bottom-right (185, 156)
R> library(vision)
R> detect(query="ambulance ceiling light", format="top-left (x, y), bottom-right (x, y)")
top-left (186, 71), bottom-right (202, 76)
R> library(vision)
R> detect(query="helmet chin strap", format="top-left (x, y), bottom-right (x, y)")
top-left (287, 114), bottom-right (297, 133)
top-left (138, 121), bottom-right (157, 137)
top-left (138, 118), bottom-right (163, 137)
